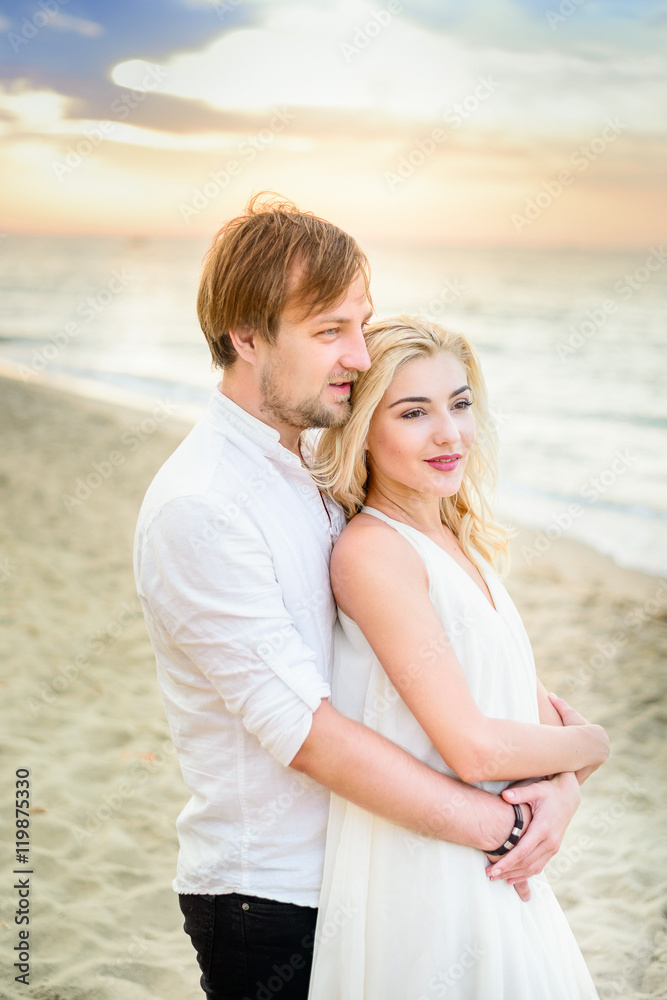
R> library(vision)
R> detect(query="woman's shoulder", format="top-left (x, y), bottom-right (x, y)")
top-left (331, 511), bottom-right (427, 589)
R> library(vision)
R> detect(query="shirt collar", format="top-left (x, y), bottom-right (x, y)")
top-left (206, 388), bottom-right (304, 469)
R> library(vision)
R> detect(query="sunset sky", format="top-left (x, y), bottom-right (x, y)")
top-left (1, 0), bottom-right (666, 245)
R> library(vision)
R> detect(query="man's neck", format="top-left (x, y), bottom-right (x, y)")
top-left (218, 378), bottom-right (303, 456)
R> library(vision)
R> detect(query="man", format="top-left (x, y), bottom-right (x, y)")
top-left (134, 194), bottom-right (582, 1000)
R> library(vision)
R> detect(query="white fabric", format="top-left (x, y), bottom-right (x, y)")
top-left (134, 389), bottom-right (344, 905)
top-left (309, 507), bottom-right (599, 1000)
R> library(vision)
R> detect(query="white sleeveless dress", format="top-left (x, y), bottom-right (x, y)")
top-left (308, 507), bottom-right (599, 1000)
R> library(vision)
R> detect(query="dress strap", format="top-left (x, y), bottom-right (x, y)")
top-left (360, 506), bottom-right (435, 565)
top-left (360, 506), bottom-right (395, 526)
top-left (360, 506), bottom-right (421, 539)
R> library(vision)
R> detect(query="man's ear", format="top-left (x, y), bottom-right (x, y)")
top-left (228, 325), bottom-right (259, 365)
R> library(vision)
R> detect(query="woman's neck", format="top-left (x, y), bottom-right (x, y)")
top-left (364, 482), bottom-right (444, 534)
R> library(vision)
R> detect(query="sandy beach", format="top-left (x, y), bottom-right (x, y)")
top-left (0, 374), bottom-right (665, 1000)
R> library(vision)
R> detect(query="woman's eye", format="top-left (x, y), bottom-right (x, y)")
top-left (401, 409), bottom-right (425, 420)
top-left (453, 399), bottom-right (473, 410)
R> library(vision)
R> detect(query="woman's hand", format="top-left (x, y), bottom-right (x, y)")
top-left (549, 693), bottom-right (611, 783)
top-left (485, 771), bottom-right (582, 885)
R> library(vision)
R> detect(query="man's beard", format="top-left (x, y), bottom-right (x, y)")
top-left (260, 365), bottom-right (354, 430)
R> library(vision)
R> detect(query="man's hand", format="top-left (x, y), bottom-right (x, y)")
top-left (485, 771), bottom-right (581, 884)
top-left (549, 692), bottom-right (610, 784)
top-left (484, 801), bottom-right (534, 902)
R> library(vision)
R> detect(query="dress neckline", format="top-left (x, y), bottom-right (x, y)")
top-left (360, 505), bottom-right (499, 615)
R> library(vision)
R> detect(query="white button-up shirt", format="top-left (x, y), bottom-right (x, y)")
top-left (134, 389), bottom-right (345, 906)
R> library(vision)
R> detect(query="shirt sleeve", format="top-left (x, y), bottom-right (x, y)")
top-left (136, 495), bottom-right (331, 766)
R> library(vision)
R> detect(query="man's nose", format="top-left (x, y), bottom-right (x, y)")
top-left (340, 326), bottom-right (371, 372)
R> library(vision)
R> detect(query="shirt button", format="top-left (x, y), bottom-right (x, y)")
top-left (301, 485), bottom-right (310, 495)
top-left (241, 902), bottom-right (250, 911)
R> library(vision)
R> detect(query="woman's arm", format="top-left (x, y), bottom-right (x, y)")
top-left (332, 520), bottom-right (610, 784)
top-left (488, 689), bottom-right (606, 885)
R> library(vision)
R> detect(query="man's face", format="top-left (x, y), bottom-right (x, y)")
top-left (257, 272), bottom-right (373, 432)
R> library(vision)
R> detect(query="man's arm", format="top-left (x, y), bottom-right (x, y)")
top-left (293, 700), bottom-right (584, 902)
top-left (138, 498), bottom-right (577, 878)
top-left (291, 698), bottom-right (520, 851)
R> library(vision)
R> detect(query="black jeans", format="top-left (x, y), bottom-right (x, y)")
top-left (179, 892), bottom-right (318, 1000)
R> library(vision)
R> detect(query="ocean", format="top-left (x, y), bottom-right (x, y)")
top-left (1, 234), bottom-right (666, 576)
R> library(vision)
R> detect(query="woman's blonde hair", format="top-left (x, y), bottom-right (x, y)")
top-left (313, 315), bottom-right (509, 569)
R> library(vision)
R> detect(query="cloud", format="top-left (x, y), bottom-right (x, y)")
top-left (49, 12), bottom-right (105, 37)
top-left (107, 0), bottom-right (667, 142)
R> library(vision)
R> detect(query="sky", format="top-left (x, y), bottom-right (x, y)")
top-left (1, 0), bottom-right (666, 245)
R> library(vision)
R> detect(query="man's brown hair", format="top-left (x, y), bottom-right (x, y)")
top-left (197, 192), bottom-right (372, 368)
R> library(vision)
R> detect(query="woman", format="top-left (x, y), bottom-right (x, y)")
top-left (308, 316), bottom-right (606, 999)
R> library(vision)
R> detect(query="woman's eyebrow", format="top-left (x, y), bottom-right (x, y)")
top-left (388, 386), bottom-right (471, 409)
top-left (388, 396), bottom-right (430, 408)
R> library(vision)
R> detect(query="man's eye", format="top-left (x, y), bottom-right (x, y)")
top-left (318, 329), bottom-right (338, 337)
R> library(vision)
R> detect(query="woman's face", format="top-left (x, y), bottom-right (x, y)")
top-left (365, 351), bottom-right (476, 498)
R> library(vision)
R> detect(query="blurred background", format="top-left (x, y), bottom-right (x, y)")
top-left (1, 5), bottom-right (666, 997)
top-left (1, 0), bottom-right (666, 573)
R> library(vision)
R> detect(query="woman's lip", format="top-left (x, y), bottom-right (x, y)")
top-left (425, 455), bottom-right (461, 469)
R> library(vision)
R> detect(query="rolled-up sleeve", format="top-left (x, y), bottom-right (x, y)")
top-left (136, 496), bottom-right (330, 765)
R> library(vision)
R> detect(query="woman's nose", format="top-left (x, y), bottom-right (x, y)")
top-left (433, 410), bottom-right (460, 446)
